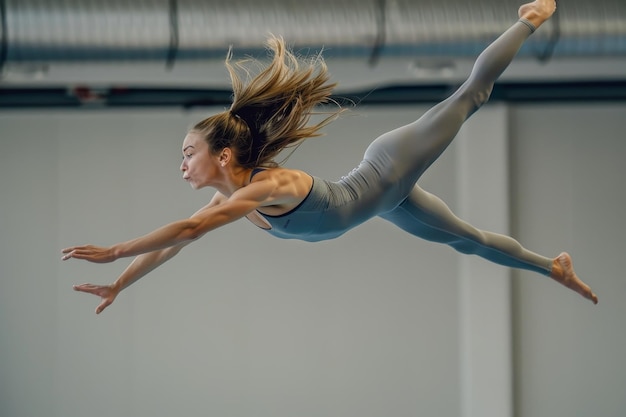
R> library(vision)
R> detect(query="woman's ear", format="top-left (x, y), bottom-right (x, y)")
top-left (219, 148), bottom-right (232, 167)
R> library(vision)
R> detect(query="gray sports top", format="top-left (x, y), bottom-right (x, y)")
top-left (256, 160), bottom-right (394, 242)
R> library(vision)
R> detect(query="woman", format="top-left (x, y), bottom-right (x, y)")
top-left (62, 0), bottom-right (598, 314)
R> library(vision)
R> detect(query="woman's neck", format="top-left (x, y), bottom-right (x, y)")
top-left (214, 166), bottom-right (254, 196)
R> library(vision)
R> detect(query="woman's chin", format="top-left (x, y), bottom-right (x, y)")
top-left (189, 181), bottom-right (207, 190)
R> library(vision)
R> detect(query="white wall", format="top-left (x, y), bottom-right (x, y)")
top-left (510, 104), bottom-right (626, 417)
top-left (0, 102), bottom-right (624, 417)
top-left (0, 107), bottom-right (461, 417)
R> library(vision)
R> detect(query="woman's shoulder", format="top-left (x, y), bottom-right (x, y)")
top-left (251, 166), bottom-right (309, 182)
top-left (249, 167), bottom-right (313, 202)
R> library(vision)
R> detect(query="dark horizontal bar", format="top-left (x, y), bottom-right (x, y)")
top-left (1, 80), bottom-right (626, 109)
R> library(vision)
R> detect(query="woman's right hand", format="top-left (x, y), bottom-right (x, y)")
top-left (73, 283), bottom-right (120, 314)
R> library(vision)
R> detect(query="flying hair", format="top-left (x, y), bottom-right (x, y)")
top-left (192, 35), bottom-right (344, 168)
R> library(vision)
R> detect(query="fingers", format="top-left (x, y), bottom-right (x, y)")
top-left (73, 283), bottom-right (115, 314)
top-left (62, 245), bottom-right (88, 253)
top-left (61, 247), bottom-right (76, 260)
top-left (96, 299), bottom-right (112, 315)
top-left (73, 283), bottom-right (110, 299)
top-left (62, 250), bottom-right (77, 261)
top-left (73, 283), bottom-right (101, 295)
top-left (62, 246), bottom-right (94, 261)
top-left (63, 250), bottom-right (91, 261)
top-left (62, 246), bottom-right (87, 261)
top-left (61, 245), bottom-right (115, 263)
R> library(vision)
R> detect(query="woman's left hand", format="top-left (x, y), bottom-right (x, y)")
top-left (62, 245), bottom-right (117, 263)
top-left (73, 283), bottom-right (120, 314)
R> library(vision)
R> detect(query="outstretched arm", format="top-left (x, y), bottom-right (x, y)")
top-left (62, 180), bottom-right (275, 263)
top-left (61, 203), bottom-right (245, 262)
top-left (63, 175), bottom-right (285, 313)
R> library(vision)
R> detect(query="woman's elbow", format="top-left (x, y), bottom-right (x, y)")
top-left (183, 209), bottom-right (235, 241)
top-left (182, 217), bottom-right (219, 241)
top-left (179, 219), bottom-right (205, 241)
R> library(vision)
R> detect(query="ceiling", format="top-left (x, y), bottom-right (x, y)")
top-left (1, 0), bottom-right (625, 108)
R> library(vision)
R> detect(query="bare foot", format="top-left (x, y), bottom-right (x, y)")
top-left (518, 0), bottom-right (557, 28)
top-left (550, 252), bottom-right (599, 304)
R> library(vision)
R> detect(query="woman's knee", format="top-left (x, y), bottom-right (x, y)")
top-left (448, 229), bottom-right (488, 254)
top-left (455, 82), bottom-right (493, 113)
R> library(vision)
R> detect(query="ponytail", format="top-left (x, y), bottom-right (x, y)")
top-left (192, 35), bottom-right (343, 168)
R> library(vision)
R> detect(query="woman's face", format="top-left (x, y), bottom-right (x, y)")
top-left (180, 132), bottom-right (221, 189)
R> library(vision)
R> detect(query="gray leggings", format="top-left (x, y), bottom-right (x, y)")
top-left (263, 19), bottom-right (554, 275)
top-left (367, 19), bottom-right (554, 275)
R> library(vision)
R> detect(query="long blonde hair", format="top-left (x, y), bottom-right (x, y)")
top-left (191, 36), bottom-right (343, 168)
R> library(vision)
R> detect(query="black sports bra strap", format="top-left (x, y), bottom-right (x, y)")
top-left (249, 168), bottom-right (266, 181)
